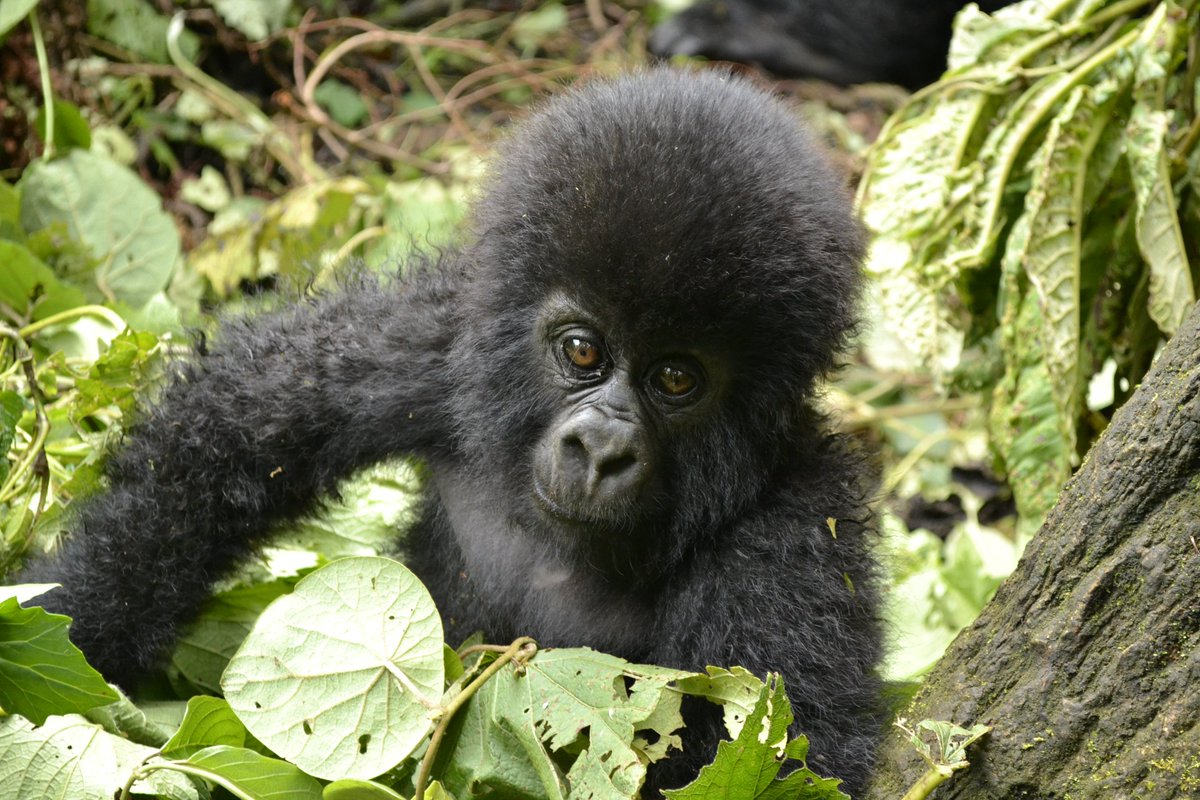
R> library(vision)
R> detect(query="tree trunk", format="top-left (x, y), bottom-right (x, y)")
top-left (866, 303), bottom-right (1200, 800)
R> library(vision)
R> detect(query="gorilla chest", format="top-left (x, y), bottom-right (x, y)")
top-left (424, 468), bottom-right (658, 659)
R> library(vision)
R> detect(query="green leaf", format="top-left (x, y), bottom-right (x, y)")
top-left (171, 577), bottom-right (297, 695)
top-left (512, 2), bottom-right (568, 53)
top-left (0, 595), bottom-right (117, 724)
top-left (896, 718), bottom-right (991, 771)
top-left (675, 665), bottom-right (763, 739)
top-left (0, 584), bottom-right (55, 605)
top-left (280, 462), bottom-right (421, 558)
top-left (0, 178), bottom-right (18, 236)
top-left (86, 0), bottom-right (199, 63)
top-left (0, 391), bottom-right (23, 484)
top-left (180, 165), bottom-right (232, 212)
top-left (72, 328), bottom-right (161, 418)
top-left (664, 674), bottom-right (847, 800)
top-left (210, 0), bottom-right (292, 40)
top-left (324, 778), bottom-right (410, 800)
top-left (33, 98), bottom-right (92, 150)
top-left (0, 239), bottom-right (87, 321)
top-left (147, 744), bottom-right (323, 799)
top-left (314, 79), bottom-right (369, 127)
top-left (161, 696), bottom-right (249, 758)
top-left (438, 648), bottom-right (693, 800)
top-left (858, 87), bottom-right (986, 376)
top-left (1127, 2), bottom-right (1194, 336)
top-left (222, 557), bottom-right (445, 780)
top-left (0, 713), bottom-right (199, 800)
top-left (0, 0), bottom-right (38, 38)
top-left (83, 685), bottom-right (173, 747)
top-left (1008, 82), bottom-right (1121, 468)
top-left (946, 2), bottom-right (1053, 70)
top-left (991, 240), bottom-right (1073, 540)
top-left (370, 177), bottom-right (469, 267)
top-left (19, 149), bottom-right (180, 308)
top-left (189, 177), bottom-right (369, 297)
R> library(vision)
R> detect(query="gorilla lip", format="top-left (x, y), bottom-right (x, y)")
top-left (531, 479), bottom-right (596, 527)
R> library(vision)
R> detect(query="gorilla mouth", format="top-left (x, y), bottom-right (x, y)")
top-left (531, 480), bottom-right (598, 528)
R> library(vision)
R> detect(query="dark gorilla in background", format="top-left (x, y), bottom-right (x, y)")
top-left (651, 0), bottom-right (1018, 89)
top-left (19, 70), bottom-right (882, 792)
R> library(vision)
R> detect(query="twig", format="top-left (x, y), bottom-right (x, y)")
top-left (413, 637), bottom-right (537, 800)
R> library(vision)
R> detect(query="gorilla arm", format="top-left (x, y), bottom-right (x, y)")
top-left (20, 269), bottom-right (459, 684)
top-left (652, 501), bottom-right (882, 793)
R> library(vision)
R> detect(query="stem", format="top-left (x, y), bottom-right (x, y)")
top-left (1175, 113), bottom-right (1200, 162)
top-left (117, 769), bottom-right (136, 800)
top-left (18, 305), bottom-right (127, 338)
top-left (117, 752), bottom-right (159, 800)
top-left (29, 10), bottom-right (54, 159)
top-left (0, 327), bottom-right (50, 504)
top-left (954, 21), bottom-right (1144, 269)
top-left (319, 226), bottom-right (388, 284)
top-left (165, 13), bottom-right (312, 183)
top-left (899, 767), bottom-right (953, 800)
top-left (861, 0), bottom-right (1153, 192)
top-left (413, 637), bottom-right (537, 800)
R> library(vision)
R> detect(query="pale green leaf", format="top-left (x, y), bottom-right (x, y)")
top-left (675, 665), bottom-right (763, 740)
top-left (0, 239), bottom-right (87, 320)
top-left (83, 685), bottom-right (172, 748)
top-left (211, 0), bottom-right (292, 40)
top-left (0, 392), bottom-right (23, 484)
top-left (0, 714), bottom-right (199, 800)
top-left (438, 649), bottom-right (692, 800)
top-left (86, 0), bottom-right (199, 63)
top-left (1127, 3), bottom-right (1194, 335)
top-left (857, 87), bottom-right (987, 375)
top-left (946, 1), bottom-right (1054, 71)
top-left (170, 577), bottom-right (296, 695)
top-left (990, 265), bottom-right (1072, 540)
top-left (19, 150), bottom-right (180, 308)
top-left (0, 0), bottom-right (38, 38)
top-left (0, 584), bottom-right (55, 605)
top-left (1017, 84), bottom-right (1122, 458)
top-left (222, 557), bottom-right (445, 780)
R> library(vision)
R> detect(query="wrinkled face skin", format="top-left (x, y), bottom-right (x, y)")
top-left (529, 293), bottom-right (725, 536)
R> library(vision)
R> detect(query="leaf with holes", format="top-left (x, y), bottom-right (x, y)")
top-left (436, 648), bottom-right (692, 800)
top-left (221, 557), bottom-right (444, 780)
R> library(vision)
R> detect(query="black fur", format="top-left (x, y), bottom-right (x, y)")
top-left (19, 70), bottom-right (882, 793)
top-left (650, 0), bottom-right (1017, 89)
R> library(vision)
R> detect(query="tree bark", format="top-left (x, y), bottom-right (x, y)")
top-left (866, 303), bottom-right (1200, 800)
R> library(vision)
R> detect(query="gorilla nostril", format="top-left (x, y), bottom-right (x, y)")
top-left (598, 453), bottom-right (638, 481)
top-left (561, 435), bottom-right (588, 461)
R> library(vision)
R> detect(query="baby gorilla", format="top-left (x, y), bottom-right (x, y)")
top-left (21, 70), bottom-right (882, 792)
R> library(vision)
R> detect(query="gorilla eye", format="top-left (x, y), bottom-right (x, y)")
top-left (651, 364), bottom-right (699, 399)
top-left (562, 337), bottom-right (605, 371)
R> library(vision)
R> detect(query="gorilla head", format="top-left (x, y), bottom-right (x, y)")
top-left (19, 69), bottom-right (882, 794)
top-left (445, 71), bottom-right (865, 566)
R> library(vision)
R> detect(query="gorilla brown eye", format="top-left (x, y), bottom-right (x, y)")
top-left (563, 337), bottom-right (604, 370)
top-left (652, 365), bottom-right (698, 398)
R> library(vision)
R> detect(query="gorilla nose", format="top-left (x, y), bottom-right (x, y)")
top-left (559, 422), bottom-right (649, 501)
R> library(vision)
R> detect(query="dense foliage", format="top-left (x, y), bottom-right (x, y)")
top-left (859, 0), bottom-right (1200, 539)
top-left (2, 0), bottom-right (1193, 796)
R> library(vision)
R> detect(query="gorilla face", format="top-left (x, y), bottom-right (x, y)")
top-left (447, 71), bottom-right (866, 569)
top-left (530, 291), bottom-right (728, 535)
